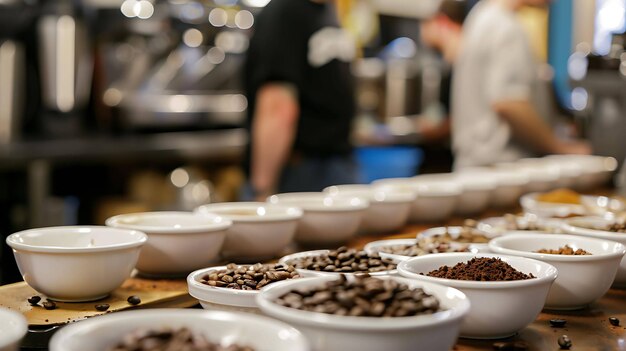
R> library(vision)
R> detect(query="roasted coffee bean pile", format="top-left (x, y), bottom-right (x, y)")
top-left (424, 257), bottom-right (535, 281)
top-left (275, 275), bottom-right (441, 317)
top-left (535, 245), bottom-right (591, 255)
top-left (443, 221), bottom-right (490, 243)
top-left (108, 328), bottom-right (254, 351)
top-left (201, 263), bottom-right (299, 290)
top-left (379, 240), bottom-right (469, 257)
top-left (289, 247), bottom-right (396, 273)
top-left (607, 222), bottom-right (626, 233)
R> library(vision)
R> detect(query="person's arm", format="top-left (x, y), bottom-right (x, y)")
top-left (250, 83), bottom-right (299, 200)
top-left (493, 100), bottom-right (591, 155)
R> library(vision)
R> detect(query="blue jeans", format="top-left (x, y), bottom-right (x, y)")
top-left (241, 154), bottom-right (358, 200)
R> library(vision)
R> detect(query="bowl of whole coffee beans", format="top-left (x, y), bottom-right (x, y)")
top-left (256, 274), bottom-right (469, 351)
top-left (49, 309), bottom-right (309, 351)
top-left (398, 253), bottom-right (557, 339)
top-left (187, 263), bottom-right (301, 313)
top-left (279, 247), bottom-right (397, 276)
top-left (489, 233), bottom-right (626, 309)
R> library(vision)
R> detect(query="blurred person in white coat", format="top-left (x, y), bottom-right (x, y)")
top-left (451, 0), bottom-right (590, 169)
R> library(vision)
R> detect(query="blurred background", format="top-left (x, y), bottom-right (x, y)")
top-left (1, 0), bottom-right (626, 283)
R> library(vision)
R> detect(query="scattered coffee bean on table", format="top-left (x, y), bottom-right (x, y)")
top-left (275, 274), bottom-right (441, 317)
top-left (535, 245), bottom-right (591, 255)
top-left (492, 341), bottom-right (529, 351)
top-left (290, 247), bottom-right (396, 273)
top-left (107, 327), bottom-right (255, 351)
top-left (27, 296), bottom-right (41, 306)
top-left (558, 335), bottom-right (572, 349)
top-left (609, 317), bottom-right (620, 326)
top-left (127, 295), bottom-right (141, 305)
top-left (549, 319), bottom-right (567, 328)
top-left (201, 263), bottom-right (300, 290)
top-left (424, 257), bottom-right (535, 281)
top-left (95, 304), bottom-right (110, 311)
top-left (42, 301), bottom-right (56, 310)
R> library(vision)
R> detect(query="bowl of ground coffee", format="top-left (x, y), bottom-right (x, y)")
top-left (256, 275), bottom-right (469, 351)
top-left (49, 309), bottom-right (309, 351)
top-left (489, 233), bottom-right (625, 310)
top-left (398, 253), bottom-right (557, 339)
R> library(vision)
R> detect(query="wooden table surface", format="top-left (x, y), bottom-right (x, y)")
top-left (348, 215), bottom-right (626, 351)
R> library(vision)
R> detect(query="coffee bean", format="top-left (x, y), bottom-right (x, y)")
top-left (43, 301), bottom-right (56, 310)
top-left (27, 296), bottom-right (41, 306)
top-left (95, 304), bottom-right (110, 311)
top-left (558, 335), bottom-right (572, 349)
top-left (127, 295), bottom-right (141, 305)
top-left (549, 319), bottom-right (567, 328)
top-left (609, 317), bottom-right (620, 326)
top-left (275, 275), bottom-right (440, 317)
top-left (201, 263), bottom-right (300, 291)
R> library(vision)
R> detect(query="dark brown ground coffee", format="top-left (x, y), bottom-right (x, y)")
top-left (424, 257), bottom-right (535, 281)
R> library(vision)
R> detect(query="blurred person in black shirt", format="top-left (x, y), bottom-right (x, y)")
top-left (243, 0), bottom-right (358, 200)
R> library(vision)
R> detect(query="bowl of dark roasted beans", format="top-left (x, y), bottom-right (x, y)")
top-left (398, 253), bottom-right (557, 339)
top-left (279, 246), bottom-right (398, 276)
top-left (489, 233), bottom-right (626, 309)
top-left (255, 274), bottom-right (469, 351)
top-left (187, 262), bottom-right (301, 313)
top-left (49, 309), bottom-right (310, 351)
top-left (562, 216), bottom-right (626, 287)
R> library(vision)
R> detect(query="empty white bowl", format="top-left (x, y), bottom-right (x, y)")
top-left (49, 309), bottom-right (310, 351)
top-left (0, 308), bottom-right (27, 351)
top-left (279, 250), bottom-right (397, 276)
top-left (373, 178), bottom-right (462, 223)
top-left (324, 185), bottom-right (413, 234)
top-left (6, 226), bottom-right (146, 302)
top-left (546, 155), bottom-right (618, 190)
top-left (195, 202), bottom-right (302, 261)
top-left (562, 217), bottom-right (626, 287)
top-left (267, 193), bottom-right (368, 246)
top-left (256, 275), bottom-right (469, 351)
top-left (452, 172), bottom-right (496, 216)
top-left (461, 168), bottom-right (528, 208)
top-left (398, 253), bottom-right (557, 339)
top-left (106, 212), bottom-right (231, 277)
top-left (489, 233), bottom-right (625, 309)
top-left (495, 162), bottom-right (559, 193)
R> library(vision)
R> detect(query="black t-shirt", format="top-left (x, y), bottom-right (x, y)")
top-left (244, 0), bottom-right (356, 160)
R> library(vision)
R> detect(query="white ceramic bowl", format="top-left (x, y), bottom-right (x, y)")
top-left (267, 193), bottom-right (368, 246)
top-left (195, 202), bottom-right (302, 261)
top-left (546, 155), bottom-right (618, 190)
top-left (364, 238), bottom-right (476, 262)
top-left (461, 168), bottom-right (528, 208)
top-left (520, 192), bottom-right (587, 218)
top-left (398, 253), bottom-right (557, 339)
top-left (0, 308), bottom-right (27, 351)
top-left (477, 216), bottom-right (563, 236)
top-left (452, 172), bottom-right (496, 216)
top-left (489, 233), bottom-right (625, 310)
top-left (324, 185), bottom-right (413, 234)
top-left (562, 217), bottom-right (626, 287)
top-left (541, 156), bottom-right (583, 189)
top-left (106, 211), bottom-right (231, 277)
top-left (373, 178), bottom-right (462, 223)
top-left (418, 226), bottom-right (494, 253)
top-left (279, 250), bottom-right (397, 276)
top-left (6, 226), bottom-right (146, 302)
top-left (495, 162), bottom-right (559, 193)
top-left (256, 275), bottom-right (469, 351)
top-left (49, 309), bottom-right (310, 351)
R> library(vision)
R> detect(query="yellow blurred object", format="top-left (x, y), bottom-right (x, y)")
top-left (517, 6), bottom-right (549, 62)
top-left (537, 188), bottom-right (582, 205)
top-left (336, 0), bottom-right (379, 51)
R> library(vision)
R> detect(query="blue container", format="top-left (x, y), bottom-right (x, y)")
top-left (355, 146), bottom-right (423, 183)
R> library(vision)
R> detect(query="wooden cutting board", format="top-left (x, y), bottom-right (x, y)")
top-left (0, 277), bottom-right (198, 326)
